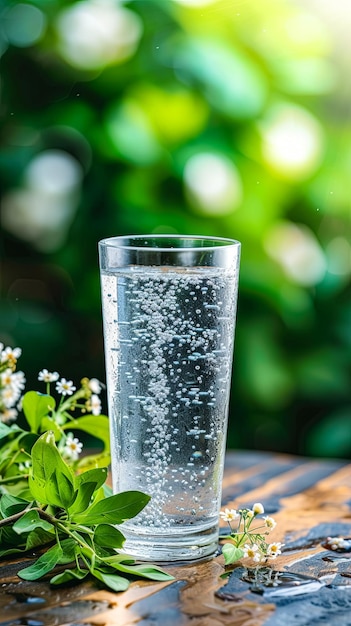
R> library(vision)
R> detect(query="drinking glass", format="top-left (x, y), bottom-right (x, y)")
top-left (99, 235), bottom-right (241, 561)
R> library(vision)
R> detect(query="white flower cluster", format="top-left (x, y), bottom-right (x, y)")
top-left (326, 536), bottom-right (351, 551)
top-left (220, 503), bottom-right (276, 528)
top-left (220, 502), bottom-right (284, 563)
top-left (36, 370), bottom-right (104, 461)
top-left (242, 541), bottom-right (284, 562)
top-left (0, 345), bottom-right (106, 468)
top-left (37, 370), bottom-right (102, 416)
top-left (0, 345), bottom-right (26, 423)
top-left (86, 378), bottom-right (103, 416)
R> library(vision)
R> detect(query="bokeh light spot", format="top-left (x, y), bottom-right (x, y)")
top-left (184, 152), bottom-right (243, 215)
top-left (1, 150), bottom-right (83, 252)
top-left (105, 100), bottom-right (162, 165)
top-left (264, 221), bottom-right (327, 286)
top-left (56, 0), bottom-right (142, 70)
top-left (259, 103), bottom-right (324, 180)
top-left (3, 3), bottom-right (46, 48)
top-left (25, 150), bottom-right (83, 194)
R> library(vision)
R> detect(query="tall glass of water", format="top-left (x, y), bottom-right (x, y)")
top-left (99, 235), bottom-right (240, 561)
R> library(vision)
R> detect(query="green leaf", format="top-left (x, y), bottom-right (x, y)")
top-left (22, 392), bottom-right (56, 433)
top-left (13, 486), bottom-right (33, 503)
top-left (51, 471), bottom-right (77, 510)
top-left (29, 431), bottom-right (76, 509)
top-left (68, 482), bottom-right (98, 516)
top-left (50, 567), bottom-right (89, 586)
top-left (0, 523), bottom-right (26, 551)
top-left (16, 432), bottom-right (38, 454)
top-left (92, 568), bottom-right (130, 592)
top-left (222, 543), bottom-right (244, 565)
top-left (0, 422), bottom-right (13, 441)
top-left (112, 561), bottom-right (174, 582)
top-left (0, 525), bottom-right (56, 558)
top-left (62, 415), bottom-right (110, 449)
top-left (76, 467), bottom-right (108, 491)
top-left (25, 527), bottom-right (57, 552)
top-left (40, 416), bottom-right (62, 440)
top-left (68, 467), bottom-right (108, 515)
top-left (93, 524), bottom-right (125, 549)
top-left (104, 553), bottom-right (134, 566)
top-left (18, 544), bottom-right (63, 581)
top-left (0, 494), bottom-right (29, 518)
top-left (77, 452), bottom-right (111, 472)
top-left (74, 491), bottom-right (150, 525)
top-left (58, 538), bottom-right (77, 564)
top-left (13, 510), bottom-right (54, 535)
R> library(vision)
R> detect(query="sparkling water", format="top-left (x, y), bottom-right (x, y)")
top-left (101, 265), bottom-right (238, 560)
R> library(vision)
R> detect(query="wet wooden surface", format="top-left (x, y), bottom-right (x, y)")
top-left (1, 450), bottom-right (351, 626)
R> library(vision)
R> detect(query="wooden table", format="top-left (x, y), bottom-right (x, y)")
top-left (1, 450), bottom-right (351, 626)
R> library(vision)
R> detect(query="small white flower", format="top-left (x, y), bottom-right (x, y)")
top-left (219, 508), bottom-right (239, 522)
top-left (245, 509), bottom-right (254, 518)
top-left (1, 346), bottom-right (21, 363)
top-left (0, 408), bottom-right (18, 423)
top-left (90, 394), bottom-right (101, 416)
top-left (1, 368), bottom-right (15, 387)
top-left (1, 369), bottom-right (25, 392)
top-left (253, 503), bottom-right (265, 515)
top-left (267, 542), bottom-right (284, 558)
top-left (63, 435), bottom-right (83, 461)
top-left (263, 516), bottom-right (277, 530)
top-left (11, 371), bottom-right (26, 391)
top-left (243, 543), bottom-right (261, 561)
top-left (1, 386), bottom-right (21, 408)
top-left (38, 369), bottom-right (60, 383)
top-left (56, 378), bottom-right (76, 396)
top-left (88, 378), bottom-right (102, 394)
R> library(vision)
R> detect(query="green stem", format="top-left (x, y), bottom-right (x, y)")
top-left (51, 388), bottom-right (89, 425)
top-left (0, 507), bottom-right (103, 576)
top-left (0, 444), bottom-right (25, 476)
top-left (55, 525), bottom-right (61, 548)
top-left (0, 506), bottom-right (52, 528)
top-left (0, 473), bottom-right (29, 485)
top-left (0, 508), bottom-right (97, 564)
top-left (60, 389), bottom-right (87, 415)
top-left (52, 517), bottom-right (97, 568)
top-left (230, 531), bottom-right (248, 549)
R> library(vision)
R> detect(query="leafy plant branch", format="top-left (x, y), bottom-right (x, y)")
top-left (0, 430), bottom-right (173, 591)
top-left (219, 504), bottom-right (284, 566)
top-left (0, 347), bottom-right (173, 592)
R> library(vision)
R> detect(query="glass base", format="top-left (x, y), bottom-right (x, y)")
top-left (119, 525), bottom-right (219, 562)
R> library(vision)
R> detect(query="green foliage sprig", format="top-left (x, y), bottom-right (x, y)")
top-left (220, 504), bottom-right (284, 566)
top-left (0, 345), bottom-right (110, 484)
top-left (0, 346), bottom-right (173, 590)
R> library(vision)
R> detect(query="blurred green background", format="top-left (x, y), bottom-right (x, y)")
top-left (1, 0), bottom-right (350, 458)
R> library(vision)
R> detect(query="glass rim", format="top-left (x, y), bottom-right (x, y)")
top-left (99, 234), bottom-right (241, 252)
